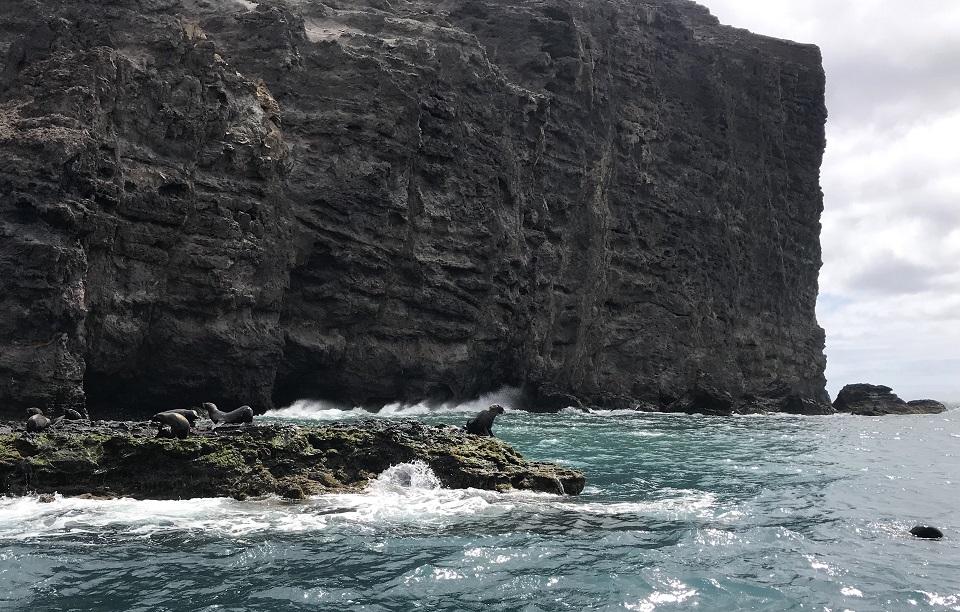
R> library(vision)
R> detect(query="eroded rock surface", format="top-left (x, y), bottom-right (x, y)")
top-left (0, 0), bottom-right (829, 417)
top-left (0, 419), bottom-right (585, 498)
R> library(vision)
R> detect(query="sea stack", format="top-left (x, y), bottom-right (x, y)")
top-left (0, 0), bottom-right (829, 416)
top-left (835, 385), bottom-right (948, 415)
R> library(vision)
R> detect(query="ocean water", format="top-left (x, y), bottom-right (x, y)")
top-left (1, 397), bottom-right (958, 611)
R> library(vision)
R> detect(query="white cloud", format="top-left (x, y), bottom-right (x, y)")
top-left (698, 0), bottom-right (960, 401)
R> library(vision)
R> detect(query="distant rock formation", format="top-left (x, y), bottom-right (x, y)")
top-left (0, 0), bottom-right (830, 417)
top-left (834, 384), bottom-right (947, 416)
top-left (906, 399), bottom-right (948, 414)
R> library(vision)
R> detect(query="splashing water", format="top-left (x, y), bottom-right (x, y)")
top-left (368, 461), bottom-right (442, 491)
top-left (262, 387), bottom-right (524, 420)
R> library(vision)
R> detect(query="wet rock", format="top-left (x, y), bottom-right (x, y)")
top-left (669, 386), bottom-right (736, 416)
top-left (0, 419), bottom-right (585, 499)
top-left (779, 394), bottom-right (836, 416)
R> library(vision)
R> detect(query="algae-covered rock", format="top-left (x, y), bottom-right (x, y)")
top-left (0, 420), bottom-right (584, 499)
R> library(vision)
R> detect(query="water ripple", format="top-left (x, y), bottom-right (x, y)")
top-left (2, 408), bottom-right (959, 610)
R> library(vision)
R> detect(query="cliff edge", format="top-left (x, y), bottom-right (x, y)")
top-left (0, 0), bottom-right (829, 416)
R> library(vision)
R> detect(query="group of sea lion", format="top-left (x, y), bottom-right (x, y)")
top-left (150, 402), bottom-right (254, 439)
top-left (23, 407), bottom-right (86, 432)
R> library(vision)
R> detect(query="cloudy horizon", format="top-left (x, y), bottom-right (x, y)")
top-left (698, 0), bottom-right (960, 402)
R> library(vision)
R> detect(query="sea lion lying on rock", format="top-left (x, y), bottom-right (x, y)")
top-left (25, 408), bottom-right (62, 433)
top-left (202, 403), bottom-right (254, 425)
top-left (465, 404), bottom-right (505, 437)
top-left (62, 409), bottom-right (84, 421)
top-left (166, 408), bottom-right (201, 425)
top-left (26, 413), bottom-right (51, 433)
top-left (151, 412), bottom-right (191, 439)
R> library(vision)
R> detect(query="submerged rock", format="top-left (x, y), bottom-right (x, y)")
top-left (834, 384), bottom-right (947, 416)
top-left (0, 419), bottom-right (585, 499)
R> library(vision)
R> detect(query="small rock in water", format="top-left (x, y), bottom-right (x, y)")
top-left (910, 525), bottom-right (944, 540)
top-left (906, 399), bottom-right (948, 414)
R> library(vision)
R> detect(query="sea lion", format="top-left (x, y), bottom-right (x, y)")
top-left (26, 413), bottom-right (51, 433)
top-left (202, 402), bottom-right (254, 425)
top-left (166, 408), bottom-right (201, 425)
top-left (910, 525), bottom-right (944, 540)
top-left (150, 411), bottom-right (191, 439)
top-left (465, 404), bottom-right (505, 437)
top-left (62, 409), bottom-right (84, 421)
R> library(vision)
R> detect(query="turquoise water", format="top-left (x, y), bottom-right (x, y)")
top-left (1, 402), bottom-right (958, 611)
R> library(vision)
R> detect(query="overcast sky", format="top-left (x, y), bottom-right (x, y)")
top-left (697, 0), bottom-right (960, 401)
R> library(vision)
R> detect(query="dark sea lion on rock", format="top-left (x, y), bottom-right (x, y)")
top-left (167, 408), bottom-right (201, 425)
top-left (465, 404), bottom-right (505, 437)
top-left (62, 409), bottom-right (84, 421)
top-left (910, 525), bottom-right (944, 540)
top-left (202, 402), bottom-right (254, 425)
top-left (151, 412), bottom-right (191, 439)
top-left (26, 413), bottom-right (51, 433)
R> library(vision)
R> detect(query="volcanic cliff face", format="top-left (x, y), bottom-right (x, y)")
top-left (0, 0), bottom-right (829, 416)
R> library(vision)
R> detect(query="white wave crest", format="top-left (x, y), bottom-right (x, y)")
top-left (0, 464), bottom-right (509, 539)
top-left (263, 387), bottom-right (523, 421)
top-left (0, 464), bottom-right (720, 540)
top-left (261, 399), bottom-right (370, 421)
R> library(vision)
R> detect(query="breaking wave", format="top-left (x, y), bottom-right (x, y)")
top-left (0, 461), bottom-right (727, 541)
top-left (263, 387), bottom-right (523, 420)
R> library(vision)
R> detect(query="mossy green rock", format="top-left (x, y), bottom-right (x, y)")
top-left (0, 420), bottom-right (584, 499)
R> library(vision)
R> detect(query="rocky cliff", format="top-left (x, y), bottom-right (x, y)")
top-left (0, 0), bottom-right (829, 417)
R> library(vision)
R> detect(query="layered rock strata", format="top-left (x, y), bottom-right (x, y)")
top-left (0, 0), bottom-right (829, 417)
top-left (0, 419), bottom-right (585, 498)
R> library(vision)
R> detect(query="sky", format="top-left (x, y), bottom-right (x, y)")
top-left (697, 0), bottom-right (960, 402)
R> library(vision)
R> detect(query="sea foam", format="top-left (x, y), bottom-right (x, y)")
top-left (263, 387), bottom-right (523, 420)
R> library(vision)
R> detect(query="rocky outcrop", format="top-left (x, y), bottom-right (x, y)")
top-left (0, 419), bottom-right (585, 498)
top-left (834, 384), bottom-right (947, 416)
top-left (0, 0), bottom-right (829, 417)
top-left (906, 399), bottom-right (948, 414)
